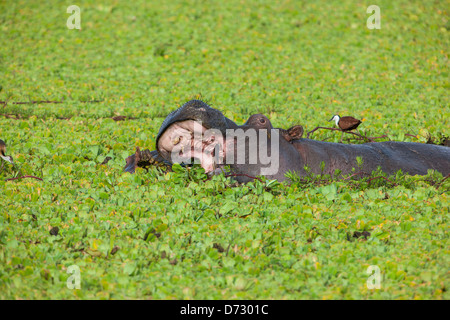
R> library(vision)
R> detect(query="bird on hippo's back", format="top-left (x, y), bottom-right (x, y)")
top-left (329, 115), bottom-right (362, 132)
top-left (329, 114), bottom-right (362, 143)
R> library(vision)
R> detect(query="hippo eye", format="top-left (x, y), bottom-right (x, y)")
top-left (259, 118), bottom-right (266, 124)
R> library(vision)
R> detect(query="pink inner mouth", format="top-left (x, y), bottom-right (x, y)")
top-left (157, 120), bottom-right (226, 173)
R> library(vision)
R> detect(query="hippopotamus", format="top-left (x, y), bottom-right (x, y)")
top-left (124, 100), bottom-right (450, 183)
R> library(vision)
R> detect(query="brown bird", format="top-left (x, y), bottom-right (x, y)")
top-left (280, 125), bottom-right (304, 143)
top-left (0, 139), bottom-right (13, 164)
top-left (329, 115), bottom-right (362, 131)
top-left (329, 115), bottom-right (362, 143)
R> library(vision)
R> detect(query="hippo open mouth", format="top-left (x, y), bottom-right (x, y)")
top-left (157, 119), bottom-right (227, 174)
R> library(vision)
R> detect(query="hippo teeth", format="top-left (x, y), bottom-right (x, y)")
top-left (172, 136), bottom-right (181, 145)
top-left (156, 120), bottom-right (228, 174)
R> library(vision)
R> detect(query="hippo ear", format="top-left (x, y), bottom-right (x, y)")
top-left (287, 125), bottom-right (304, 139)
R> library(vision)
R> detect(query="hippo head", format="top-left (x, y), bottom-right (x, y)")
top-left (156, 100), bottom-right (231, 173)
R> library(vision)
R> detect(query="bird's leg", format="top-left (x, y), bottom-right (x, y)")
top-left (340, 131), bottom-right (344, 143)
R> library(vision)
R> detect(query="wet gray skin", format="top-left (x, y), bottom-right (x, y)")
top-left (125, 100), bottom-right (450, 182)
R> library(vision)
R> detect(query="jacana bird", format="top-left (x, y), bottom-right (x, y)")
top-left (329, 115), bottom-right (362, 142)
top-left (0, 139), bottom-right (13, 166)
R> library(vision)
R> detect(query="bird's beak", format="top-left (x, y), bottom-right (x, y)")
top-left (328, 117), bottom-right (334, 122)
